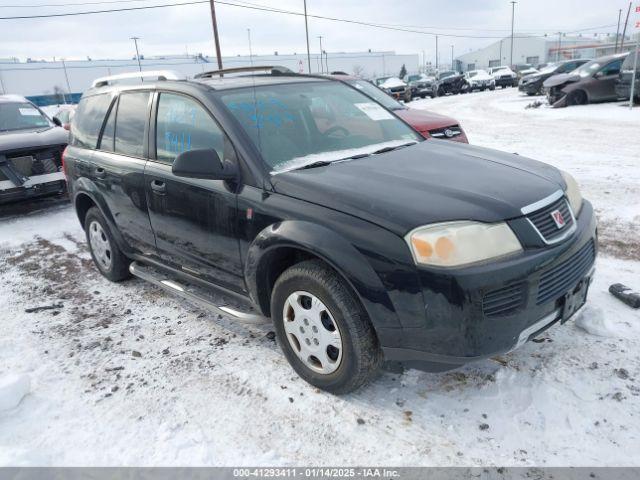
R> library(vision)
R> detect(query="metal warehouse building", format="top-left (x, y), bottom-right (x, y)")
top-left (0, 51), bottom-right (418, 101)
top-left (454, 35), bottom-right (631, 71)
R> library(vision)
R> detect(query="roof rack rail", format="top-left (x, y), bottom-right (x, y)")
top-left (194, 65), bottom-right (294, 79)
top-left (91, 70), bottom-right (185, 88)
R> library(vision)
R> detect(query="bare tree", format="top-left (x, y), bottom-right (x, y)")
top-left (352, 65), bottom-right (365, 78)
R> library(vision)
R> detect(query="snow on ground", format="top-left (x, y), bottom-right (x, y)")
top-left (0, 88), bottom-right (639, 467)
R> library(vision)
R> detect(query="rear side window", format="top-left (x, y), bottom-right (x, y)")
top-left (114, 91), bottom-right (150, 157)
top-left (155, 92), bottom-right (225, 163)
top-left (71, 94), bottom-right (112, 149)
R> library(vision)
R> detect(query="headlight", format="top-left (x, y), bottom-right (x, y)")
top-left (405, 221), bottom-right (522, 267)
top-left (561, 170), bottom-right (583, 215)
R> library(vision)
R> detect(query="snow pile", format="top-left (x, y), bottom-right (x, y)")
top-left (574, 305), bottom-right (618, 337)
top-left (0, 374), bottom-right (30, 411)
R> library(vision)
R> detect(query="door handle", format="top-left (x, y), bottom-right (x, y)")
top-left (150, 180), bottom-right (166, 194)
top-left (95, 167), bottom-right (106, 178)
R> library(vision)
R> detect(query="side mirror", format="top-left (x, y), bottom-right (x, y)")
top-left (171, 148), bottom-right (238, 181)
top-left (52, 116), bottom-right (63, 127)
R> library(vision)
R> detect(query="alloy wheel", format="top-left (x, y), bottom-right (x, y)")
top-left (89, 220), bottom-right (112, 270)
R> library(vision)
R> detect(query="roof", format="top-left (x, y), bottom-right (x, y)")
top-left (194, 73), bottom-right (329, 90)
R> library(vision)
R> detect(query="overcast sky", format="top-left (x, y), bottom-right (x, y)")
top-left (0, 0), bottom-right (630, 63)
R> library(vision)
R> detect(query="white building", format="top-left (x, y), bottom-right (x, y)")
top-left (0, 51), bottom-right (419, 100)
top-left (454, 35), bottom-right (621, 72)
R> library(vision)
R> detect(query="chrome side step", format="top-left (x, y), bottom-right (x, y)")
top-left (129, 261), bottom-right (269, 324)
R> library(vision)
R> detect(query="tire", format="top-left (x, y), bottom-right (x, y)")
top-left (489, 85), bottom-right (495, 91)
top-left (271, 259), bottom-right (382, 394)
top-left (567, 90), bottom-right (587, 106)
top-left (84, 206), bottom-right (131, 282)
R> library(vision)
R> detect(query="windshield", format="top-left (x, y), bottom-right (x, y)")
top-left (0, 102), bottom-right (50, 132)
top-left (220, 81), bottom-right (422, 173)
top-left (575, 60), bottom-right (602, 77)
top-left (375, 77), bottom-right (391, 86)
top-left (438, 71), bottom-right (455, 79)
top-left (348, 79), bottom-right (403, 110)
top-left (539, 63), bottom-right (559, 74)
top-left (406, 75), bottom-right (421, 82)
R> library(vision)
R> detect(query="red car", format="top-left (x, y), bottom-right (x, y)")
top-left (331, 74), bottom-right (469, 143)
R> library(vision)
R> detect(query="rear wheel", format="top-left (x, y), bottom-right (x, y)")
top-left (271, 259), bottom-right (381, 394)
top-left (85, 207), bottom-right (131, 282)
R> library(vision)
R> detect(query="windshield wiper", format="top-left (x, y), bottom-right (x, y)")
top-left (371, 142), bottom-right (417, 155)
top-left (295, 160), bottom-right (334, 170)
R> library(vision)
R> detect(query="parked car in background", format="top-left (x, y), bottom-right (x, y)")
top-left (0, 95), bottom-right (68, 204)
top-left (488, 66), bottom-right (518, 88)
top-left (615, 49), bottom-right (640, 104)
top-left (374, 76), bottom-right (411, 102)
top-left (463, 70), bottom-right (495, 92)
top-left (434, 71), bottom-right (466, 96)
top-left (331, 74), bottom-right (468, 143)
top-left (512, 64), bottom-right (537, 79)
top-left (51, 104), bottom-right (77, 131)
top-left (404, 73), bottom-right (436, 99)
top-left (519, 59), bottom-right (589, 96)
top-left (543, 52), bottom-right (628, 107)
top-left (67, 68), bottom-right (595, 393)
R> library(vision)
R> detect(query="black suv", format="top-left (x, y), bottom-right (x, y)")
top-left (65, 67), bottom-right (597, 393)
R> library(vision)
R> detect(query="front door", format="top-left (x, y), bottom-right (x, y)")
top-left (589, 59), bottom-right (624, 101)
top-left (144, 91), bottom-right (245, 293)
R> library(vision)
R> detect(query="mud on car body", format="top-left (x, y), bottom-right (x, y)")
top-left (0, 95), bottom-right (68, 205)
top-left (65, 67), bottom-right (597, 393)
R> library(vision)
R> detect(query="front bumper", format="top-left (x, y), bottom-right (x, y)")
top-left (0, 171), bottom-right (67, 204)
top-left (519, 80), bottom-right (542, 94)
top-left (495, 76), bottom-right (516, 87)
top-left (383, 200), bottom-right (597, 370)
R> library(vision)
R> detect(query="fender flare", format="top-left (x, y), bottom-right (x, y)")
top-left (72, 178), bottom-right (129, 253)
top-left (245, 220), bottom-right (400, 336)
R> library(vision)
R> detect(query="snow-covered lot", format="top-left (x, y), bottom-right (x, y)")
top-left (1, 88), bottom-right (639, 466)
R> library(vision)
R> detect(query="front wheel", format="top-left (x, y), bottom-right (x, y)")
top-left (84, 206), bottom-right (131, 282)
top-left (271, 260), bottom-right (381, 394)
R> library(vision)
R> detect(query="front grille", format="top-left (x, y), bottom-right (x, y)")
top-left (0, 146), bottom-right (63, 182)
top-left (483, 282), bottom-right (526, 317)
top-left (536, 239), bottom-right (595, 305)
top-left (526, 197), bottom-right (574, 242)
top-left (429, 125), bottom-right (462, 139)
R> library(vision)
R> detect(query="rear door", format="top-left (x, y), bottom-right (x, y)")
top-left (144, 91), bottom-right (245, 293)
top-left (91, 90), bottom-right (156, 254)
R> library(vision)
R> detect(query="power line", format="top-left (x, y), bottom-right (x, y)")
top-left (0, 0), bottom-right (547, 39)
top-left (0, 0), bottom-right (619, 40)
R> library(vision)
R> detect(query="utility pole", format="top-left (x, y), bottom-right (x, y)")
top-left (499, 39), bottom-right (503, 65)
top-left (435, 35), bottom-right (439, 70)
top-left (556, 32), bottom-right (562, 61)
top-left (620, 2), bottom-right (632, 52)
top-left (509, 1), bottom-right (516, 67)
top-left (247, 29), bottom-right (253, 67)
top-left (324, 49), bottom-right (329, 73)
top-left (130, 37), bottom-right (142, 73)
top-left (209, 0), bottom-right (223, 74)
top-left (317, 35), bottom-right (323, 74)
top-left (451, 45), bottom-right (454, 70)
top-left (303, 0), bottom-right (311, 74)
top-left (0, 72), bottom-right (5, 94)
top-left (615, 9), bottom-right (623, 53)
top-left (61, 58), bottom-right (72, 103)
top-left (629, 37), bottom-right (638, 110)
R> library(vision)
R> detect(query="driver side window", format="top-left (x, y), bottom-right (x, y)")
top-left (155, 93), bottom-right (228, 163)
top-left (600, 60), bottom-right (623, 77)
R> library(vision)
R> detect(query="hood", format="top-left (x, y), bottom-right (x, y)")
top-left (395, 108), bottom-right (459, 132)
top-left (543, 73), bottom-right (580, 88)
top-left (469, 73), bottom-right (493, 81)
top-left (380, 78), bottom-right (406, 89)
top-left (0, 126), bottom-right (69, 153)
top-left (272, 140), bottom-right (564, 235)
